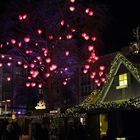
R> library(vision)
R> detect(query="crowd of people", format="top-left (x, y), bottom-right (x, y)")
top-left (0, 119), bottom-right (22, 140)
top-left (31, 117), bottom-right (88, 140)
top-left (0, 117), bottom-right (89, 140)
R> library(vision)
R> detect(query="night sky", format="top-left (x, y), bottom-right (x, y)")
top-left (0, 0), bottom-right (139, 55)
top-left (100, 0), bottom-right (140, 54)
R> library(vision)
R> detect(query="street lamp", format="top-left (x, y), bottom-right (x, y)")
top-left (2, 99), bottom-right (11, 115)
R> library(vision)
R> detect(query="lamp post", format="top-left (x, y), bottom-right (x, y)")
top-left (2, 99), bottom-right (11, 115)
top-left (0, 102), bottom-right (2, 115)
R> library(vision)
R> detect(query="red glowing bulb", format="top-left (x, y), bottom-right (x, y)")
top-left (81, 33), bottom-right (86, 37)
top-left (63, 81), bottom-right (67, 85)
top-left (23, 64), bottom-right (28, 69)
top-left (60, 20), bottom-right (64, 26)
top-left (30, 63), bottom-right (35, 68)
top-left (8, 57), bottom-right (13, 60)
top-left (30, 70), bottom-right (34, 75)
top-left (65, 67), bottom-right (68, 71)
top-left (49, 35), bottom-right (53, 40)
top-left (7, 62), bottom-right (12, 66)
top-left (26, 50), bottom-right (30, 54)
top-left (0, 63), bottom-right (3, 67)
top-left (0, 44), bottom-right (3, 48)
top-left (28, 76), bottom-right (31, 80)
top-left (91, 72), bottom-right (96, 76)
top-left (26, 82), bottom-right (30, 87)
top-left (65, 51), bottom-right (69, 56)
top-left (59, 36), bottom-right (62, 40)
top-left (97, 83), bottom-right (101, 87)
top-left (1, 55), bottom-right (5, 58)
top-left (84, 35), bottom-right (89, 40)
top-left (83, 69), bottom-right (88, 74)
top-left (91, 36), bottom-right (96, 41)
top-left (35, 43), bottom-right (38, 46)
top-left (85, 8), bottom-right (90, 13)
top-left (7, 77), bottom-right (12, 81)
top-left (90, 75), bottom-right (95, 79)
top-left (69, 6), bottom-right (75, 11)
top-left (18, 42), bottom-right (22, 47)
top-left (41, 48), bottom-right (46, 51)
top-left (85, 64), bottom-right (90, 69)
top-left (31, 82), bottom-right (36, 87)
top-left (11, 39), bottom-right (16, 44)
top-left (45, 73), bottom-right (50, 78)
top-left (70, 0), bottom-right (75, 3)
top-left (17, 61), bottom-right (22, 65)
top-left (36, 56), bottom-right (41, 60)
top-left (95, 79), bottom-right (99, 83)
top-left (99, 66), bottom-right (105, 71)
top-left (95, 56), bottom-right (99, 61)
top-left (88, 45), bottom-right (94, 51)
top-left (66, 34), bottom-right (72, 39)
top-left (60, 71), bottom-right (63, 74)
top-left (46, 58), bottom-right (51, 63)
top-left (101, 78), bottom-right (106, 82)
top-left (88, 11), bottom-right (94, 16)
top-left (38, 84), bottom-right (42, 88)
top-left (24, 37), bottom-right (30, 42)
top-left (99, 71), bottom-right (103, 77)
top-left (50, 64), bottom-right (57, 71)
top-left (18, 15), bottom-right (23, 20)
top-left (37, 29), bottom-right (42, 34)
top-left (71, 28), bottom-right (76, 32)
top-left (22, 14), bottom-right (27, 19)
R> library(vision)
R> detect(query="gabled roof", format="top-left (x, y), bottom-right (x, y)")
top-left (90, 52), bottom-right (117, 81)
top-left (66, 97), bottom-right (140, 115)
top-left (83, 52), bottom-right (140, 106)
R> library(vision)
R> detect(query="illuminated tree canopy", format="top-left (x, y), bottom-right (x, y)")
top-left (0, 0), bottom-right (109, 108)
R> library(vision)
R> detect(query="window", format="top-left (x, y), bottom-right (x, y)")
top-left (116, 138), bottom-right (126, 140)
top-left (116, 73), bottom-right (128, 89)
top-left (119, 73), bottom-right (127, 86)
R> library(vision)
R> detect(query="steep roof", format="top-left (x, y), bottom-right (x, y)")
top-left (90, 52), bottom-right (117, 80)
top-left (66, 52), bottom-right (140, 114)
top-left (83, 52), bottom-right (140, 105)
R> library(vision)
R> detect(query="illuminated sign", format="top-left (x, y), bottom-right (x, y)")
top-left (35, 100), bottom-right (46, 110)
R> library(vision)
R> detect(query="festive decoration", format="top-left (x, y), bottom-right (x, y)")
top-left (66, 97), bottom-right (140, 115)
top-left (65, 52), bottom-right (140, 115)
top-left (35, 100), bottom-right (46, 110)
top-left (82, 52), bottom-right (140, 105)
top-left (0, 0), bottom-right (108, 107)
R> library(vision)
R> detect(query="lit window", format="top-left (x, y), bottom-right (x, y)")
top-left (116, 73), bottom-right (128, 89)
top-left (116, 138), bottom-right (126, 140)
top-left (119, 73), bottom-right (127, 86)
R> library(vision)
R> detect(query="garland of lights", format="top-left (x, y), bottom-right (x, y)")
top-left (83, 52), bottom-right (140, 105)
top-left (66, 97), bottom-right (140, 115)
top-left (66, 53), bottom-right (140, 115)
